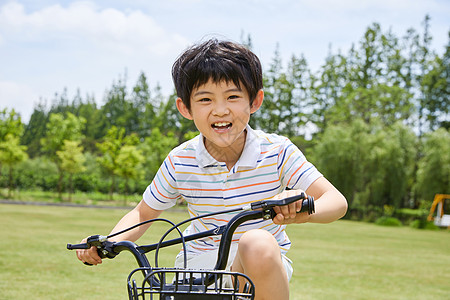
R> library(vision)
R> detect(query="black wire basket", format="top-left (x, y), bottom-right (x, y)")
top-left (127, 267), bottom-right (255, 300)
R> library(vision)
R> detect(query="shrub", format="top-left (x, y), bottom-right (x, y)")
top-left (11, 157), bottom-right (58, 190)
top-left (409, 219), bottom-right (440, 230)
top-left (375, 216), bottom-right (402, 227)
top-left (394, 208), bottom-right (428, 224)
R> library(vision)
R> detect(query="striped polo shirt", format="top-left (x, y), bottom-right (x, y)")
top-left (143, 125), bottom-right (322, 256)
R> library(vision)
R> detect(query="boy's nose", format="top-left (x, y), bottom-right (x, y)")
top-left (212, 100), bottom-right (230, 116)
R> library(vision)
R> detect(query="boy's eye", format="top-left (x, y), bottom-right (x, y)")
top-left (198, 98), bottom-right (211, 102)
top-left (228, 95), bottom-right (240, 100)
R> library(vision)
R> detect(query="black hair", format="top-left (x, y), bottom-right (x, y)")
top-left (171, 39), bottom-right (263, 110)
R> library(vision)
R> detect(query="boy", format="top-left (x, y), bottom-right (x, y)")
top-left (77, 39), bottom-right (347, 300)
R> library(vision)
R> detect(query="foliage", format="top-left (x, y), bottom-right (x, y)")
top-left (40, 112), bottom-right (86, 156)
top-left (96, 126), bottom-right (139, 199)
top-left (409, 219), bottom-right (439, 230)
top-left (56, 140), bottom-right (87, 201)
top-left (0, 134), bottom-right (28, 197)
top-left (251, 48), bottom-right (311, 138)
top-left (12, 157), bottom-right (58, 191)
top-left (40, 112), bottom-right (86, 199)
top-left (415, 128), bottom-right (450, 201)
top-left (0, 108), bottom-right (23, 139)
top-left (0, 109), bottom-right (27, 197)
top-left (115, 145), bottom-right (144, 198)
top-left (374, 216), bottom-right (402, 226)
top-left (310, 119), bottom-right (417, 219)
top-left (1, 16), bottom-right (449, 222)
top-left (140, 128), bottom-right (179, 179)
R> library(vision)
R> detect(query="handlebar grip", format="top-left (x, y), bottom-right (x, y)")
top-left (67, 243), bottom-right (89, 250)
top-left (67, 243), bottom-right (95, 266)
top-left (251, 193), bottom-right (307, 210)
top-left (302, 195), bottom-right (315, 214)
top-left (269, 196), bottom-right (315, 219)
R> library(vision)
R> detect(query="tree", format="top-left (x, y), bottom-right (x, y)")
top-left (96, 126), bottom-right (139, 199)
top-left (56, 140), bottom-right (86, 201)
top-left (415, 128), bottom-right (450, 202)
top-left (154, 92), bottom-right (196, 143)
top-left (0, 109), bottom-right (27, 196)
top-left (0, 134), bottom-right (28, 197)
top-left (0, 108), bottom-right (23, 139)
top-left (41, 112), bottom-right (86, 199)
top-left (420, 32), bottom-right (450, 130)
top-left (101, 74), bottom-right (134, 135)
top-left (416, 15), bottom-right (435, 136)
top-left (72, 92), bottom-right (105, 152)
top-left (284, 54), bottom-right (312, 137)
top-left (251, 44), bottom-right (283, 133)
top-left (251, 46), bottom-right (313, 138)
top-left (337, 23), bottom-right (413, 125)
top-left (310, 47), bottom-right (349, 133)
top-left (311, 119), bottom-right (417, 219)
top-left (141, 128), bottom-right (179, 179)
top-left (115, 145), bottom-right (144, 202)
top-left (130, 72), bottom-right (155, 137)
top-left (22, 102), bottom-right (49, 157)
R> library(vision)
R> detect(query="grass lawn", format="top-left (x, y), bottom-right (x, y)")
top-left (1, 203), bottom-right (449, 299)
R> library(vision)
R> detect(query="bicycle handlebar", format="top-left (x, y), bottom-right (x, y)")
top-left (67, 193), bottom-right (315, 269)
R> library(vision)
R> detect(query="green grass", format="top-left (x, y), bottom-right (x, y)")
top-left (1, 204), bottom-right (449, 299)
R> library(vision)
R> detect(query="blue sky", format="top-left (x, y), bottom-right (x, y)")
top-left (1, 0), bottom-right (449, 122)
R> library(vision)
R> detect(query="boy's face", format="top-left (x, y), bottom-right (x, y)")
top-left (176, 79), bottom-right (263, 156)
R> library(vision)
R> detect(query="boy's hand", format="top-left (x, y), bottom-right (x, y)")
top-left (76, 238), bottom-right (102, 266)
top-left (272, 189), bottom-right (310, 225)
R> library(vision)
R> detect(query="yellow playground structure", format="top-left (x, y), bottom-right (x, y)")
top-left (428, 194), bottom-right (450, 228)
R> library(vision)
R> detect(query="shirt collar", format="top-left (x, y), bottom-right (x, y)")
top-left (195, 125), bottom-right (261, 169)
top-left (237, 125), bottom-right (261, 168)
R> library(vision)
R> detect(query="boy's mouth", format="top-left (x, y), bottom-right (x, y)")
top-left (212, 122), bottom-right (232, 130)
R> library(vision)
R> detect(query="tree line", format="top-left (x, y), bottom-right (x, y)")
top-left (1, 17), bottom-right (449, 220)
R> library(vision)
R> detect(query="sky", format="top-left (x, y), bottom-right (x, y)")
top-left (0, 0), bottom-right (449, 123)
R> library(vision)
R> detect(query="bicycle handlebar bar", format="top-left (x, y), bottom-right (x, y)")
top-left (67, 193), bottom-right (315, 270)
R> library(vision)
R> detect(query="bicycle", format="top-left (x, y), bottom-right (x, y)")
top-left (67, 192), bottom-right (315, 299)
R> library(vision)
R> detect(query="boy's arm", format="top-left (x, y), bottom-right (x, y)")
top-left (108, 200), bottom-right (163, 242)
top-left (272, 177), bottom-right (347, 225)
top-left (303, 176), bottom-right (347, 223)
top-left (76, 200), bottom-right (163, 265)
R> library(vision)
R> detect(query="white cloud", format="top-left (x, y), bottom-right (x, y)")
top-left (298, 0), bottom-right (443, 13)
top-left (0, 1), bottom-right (189, 55)
top-left (0, 1), bottom-right (191, 121)
top-left (0, 80), bottom-right (38, 121)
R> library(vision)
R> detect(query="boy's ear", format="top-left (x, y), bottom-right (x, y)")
top-left (250, 89), bottom-right (264, 114)
top-left (176, 98), bottom-right (193, 120)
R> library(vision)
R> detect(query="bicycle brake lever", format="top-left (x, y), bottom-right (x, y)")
top-left (86, 235), bottom-right (118, 259)
top-left (67, 235), bottom-right (117, 263)
top-left (98, 240), bottom-right (118, 259)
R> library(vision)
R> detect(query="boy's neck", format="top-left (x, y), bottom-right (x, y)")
top-left (204, 129), bottom-right (247, 170)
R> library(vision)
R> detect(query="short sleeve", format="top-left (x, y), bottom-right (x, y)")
top-left (143, 154), bottom-right (180, 210)
top-left (278, 139), bottom-right (322, 191)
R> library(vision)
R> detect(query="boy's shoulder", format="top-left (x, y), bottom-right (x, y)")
top-left (168, 134), bottom-right (201, 157)
top-left (251, 128), bottom-right (291, 148)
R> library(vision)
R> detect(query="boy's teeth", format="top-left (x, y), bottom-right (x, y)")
top-left (214, 122), bottom-right (230, 127)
